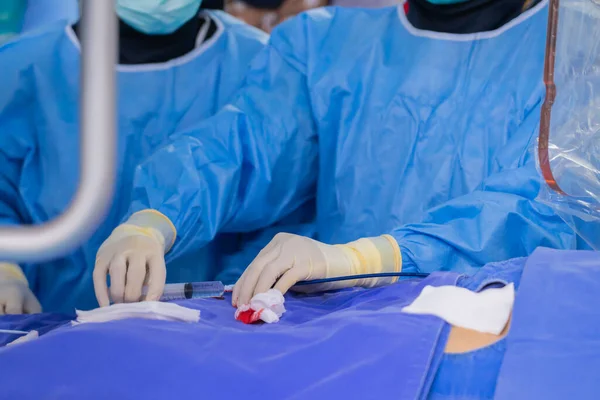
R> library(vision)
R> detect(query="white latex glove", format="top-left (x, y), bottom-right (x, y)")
top-left (232, 233), bottom-right (402, 307)
top-left (93, 210), bottom-right (176, 307)
top-left (0, 263), bottom-right (42, 315)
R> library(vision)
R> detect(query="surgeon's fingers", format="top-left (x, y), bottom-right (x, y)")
top-left (274, 262), bottom-right (306, 295)
top-left (93, 259), bottom-right (111, 307)
top-left (253, 252), bottom-right (295, 298)
top-left (124, 254), bottom-right (146, 303)
top-left (234, 243), bottom-right (282, 307)
top-left (23, 292), bottom-right (42, 314)
top-left (232, 276), bottom-right (244, 307)
top-left (109, 255), bottom-right (127, 304)
top-left (232, 239), bottom-right (279, 306)
top-left (144, 254), bottom-right (166, 302)
top-left (4, 297), bottom-right (23, 315)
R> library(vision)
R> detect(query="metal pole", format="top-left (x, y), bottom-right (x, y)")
top-left (0, 0), bottom-right (117, 262)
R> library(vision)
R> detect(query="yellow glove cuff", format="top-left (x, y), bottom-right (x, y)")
top-left (337, 235), bottom-right (402, 288)
top-left (125, 209), bottom-right (177, 253)
top-left (0, 262), bottom-right (28, 285)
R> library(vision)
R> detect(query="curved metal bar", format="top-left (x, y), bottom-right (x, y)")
top-left (0, 0), bottom-right (117, 262)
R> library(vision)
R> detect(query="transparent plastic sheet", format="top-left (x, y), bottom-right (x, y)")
top-left (537, 0), bottom-right (600, 249)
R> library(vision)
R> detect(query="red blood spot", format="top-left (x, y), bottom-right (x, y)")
top-left (236, 309), bottom-right (256, 324)
top-left (235, 307), bottom-right (267, 324)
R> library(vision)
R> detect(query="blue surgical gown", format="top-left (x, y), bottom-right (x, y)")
top-left (129, 2), bottom-right (578, 279)
top-left (0, 11), bottom-right (267, 312)
top-left (21, 0), bottom-right (78, 32)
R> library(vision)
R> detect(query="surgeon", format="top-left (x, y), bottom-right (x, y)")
top-left (0, 0), bottom-right (267, 314)
top-left (94, 0), bottom-right (578, 307)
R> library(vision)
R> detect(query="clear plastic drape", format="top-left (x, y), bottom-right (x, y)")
top-left (537, 0), bottom-right (600, 249)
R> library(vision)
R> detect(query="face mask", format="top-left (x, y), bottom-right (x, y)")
top-left (116, 0), bottom-right (204, 35)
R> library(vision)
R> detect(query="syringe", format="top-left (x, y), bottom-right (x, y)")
top-left (144, 281), bottom-right (225, 302)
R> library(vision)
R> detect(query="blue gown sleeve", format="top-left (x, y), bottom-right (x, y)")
top-left (215, 201), bottom-right (316, 284)
top-left (392, 105), bottom-right (577, 275)
top-left (0, 53), bottom-right (34, 228)
top-left (128, 16), bottom-right (319, 260)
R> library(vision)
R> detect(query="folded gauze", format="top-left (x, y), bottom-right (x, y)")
top-left (74, 301), bottom-right (200, 325)
top-left (402, 283), bottom-right (514, 335)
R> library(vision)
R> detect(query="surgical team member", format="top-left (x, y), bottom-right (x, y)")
top-left (94, 0), bottom-right (578, 307)
top-left (0, 0), bottom-right (267, 314)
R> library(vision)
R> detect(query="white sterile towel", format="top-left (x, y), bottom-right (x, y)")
top-left (74, 301), bottom-right (200, 325)
top-left (402, 283), bottom-right (515, 335)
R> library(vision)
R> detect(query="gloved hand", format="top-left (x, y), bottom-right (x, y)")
top-left (0, 263), bottom-right (42, 315)
top-left (232, 233), bottom-right (401, 306)
top-left (93, 210), bottom-right (177, 307)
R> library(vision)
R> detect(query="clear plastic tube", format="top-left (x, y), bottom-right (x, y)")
top-left (295, 272), bottom-right (429, 286)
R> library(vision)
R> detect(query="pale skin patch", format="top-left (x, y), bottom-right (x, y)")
top-left (444, 314), bottom-right (512, 354)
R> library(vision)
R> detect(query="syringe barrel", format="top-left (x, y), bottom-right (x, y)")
top-left (159, 281), bottom-right (225, 301)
